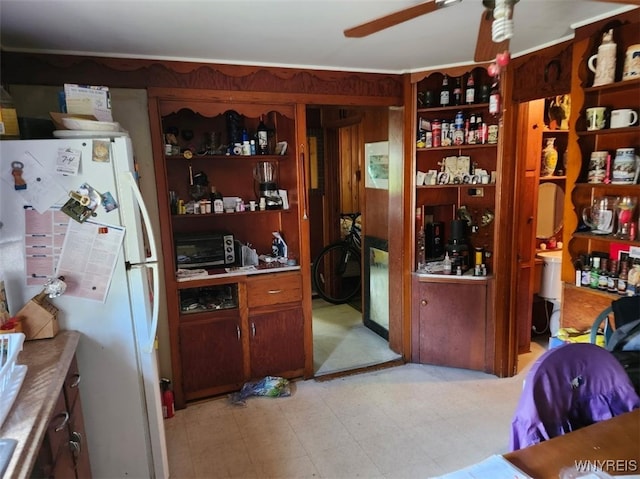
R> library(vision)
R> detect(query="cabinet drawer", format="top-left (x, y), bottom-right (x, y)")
top-left (247, 272), bottom-right (302, 308)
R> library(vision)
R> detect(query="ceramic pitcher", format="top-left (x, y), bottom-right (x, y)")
top-left (588, 29), bottom-right (617, 86)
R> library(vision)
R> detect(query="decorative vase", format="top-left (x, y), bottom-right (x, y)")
top-left (542, 137), bottom-right (558, 176)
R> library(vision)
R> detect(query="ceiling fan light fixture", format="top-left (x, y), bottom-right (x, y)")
top-left (491, 0), bottom-right (514, 42)
top-left (434, 0), bottom-right (463, 8)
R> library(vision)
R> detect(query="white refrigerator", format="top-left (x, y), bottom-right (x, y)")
top-left (0, 136), bottom-right (169, 478)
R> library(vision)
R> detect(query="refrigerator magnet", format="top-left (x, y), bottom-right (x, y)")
top-left (11, 161), bottom-right (27, 190)
top-left (101, 191), bottom-right (118, 212)
top-left (92, 140), bottom-right (111, 162)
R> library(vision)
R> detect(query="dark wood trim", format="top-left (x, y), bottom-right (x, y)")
top-left (1, 52), bottom-right (403, 104)
top-left (495, 64), bottom-right (520, 377)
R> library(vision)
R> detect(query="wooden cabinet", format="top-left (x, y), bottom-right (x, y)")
top-left (411, 276), bottom-right (494, 371)
top-left (562, 17), bottom-right (640, 329)
top-left (179, 315), bottom-right (244, 401)
top-left (249, 307), bottom-right (305, 379)
top-left (247, 272), bottom-right (305, 379)
top-left (32, 355), bottom-right (91, 479)
top-left (408, 66), bottom-right (500, 372)
top-left (148, 89), bottom-right (310, 408)
top-left (413, 67), bottom-right (498, 273)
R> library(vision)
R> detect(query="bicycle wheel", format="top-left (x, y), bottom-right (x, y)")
top-left (312, 243), bottom-right (361, 304)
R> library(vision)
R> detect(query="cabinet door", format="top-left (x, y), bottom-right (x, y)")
top-left (179, 317), bottom-right (244, 397)
top-left (33, 390), bottom-right (75, 479)
top-left (249, 306), bottom-right (305, 379)
top-left (68, 395), bottom-right (92, 479)
top-left (415, 281), bottom-right (487, 370)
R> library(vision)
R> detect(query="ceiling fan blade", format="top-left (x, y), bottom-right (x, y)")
top-left (474, 9), bottom-right (510, 63)
top-left (344, 1), bottom-right (439, 38)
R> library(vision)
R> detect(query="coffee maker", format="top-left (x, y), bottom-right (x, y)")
top-left (254, 161), bottom-right (283, 210)
top-left (445, 220), bottom-right (469, 272)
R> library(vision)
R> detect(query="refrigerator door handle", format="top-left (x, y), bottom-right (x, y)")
top-left (121, 171), bottom-right (158, 263)
top-left (144, 261), bottom-right (160, 354)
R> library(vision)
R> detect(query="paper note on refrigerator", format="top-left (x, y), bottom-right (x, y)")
top-left (23, 206), bottom-right (70, 286)
top-left (56, 219), bottom-right (124, 302)
top-left (0, 151), bottom-right (67, 213)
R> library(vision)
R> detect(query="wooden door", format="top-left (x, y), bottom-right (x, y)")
top-left (414, 281), bottom-right (487, 370)
top-left (179, 317), bottom-right (244, 399)
top-left (338, 122), bottom-right (363, 216)
top-left (514, 100), bottom-right (544, 353)
top-left (249, 306), bottom-right (305, 379)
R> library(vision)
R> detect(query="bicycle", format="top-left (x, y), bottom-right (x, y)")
top-left (312, 213), bottom-right (362, 304)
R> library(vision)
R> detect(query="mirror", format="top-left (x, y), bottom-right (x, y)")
top-left (536, 182), bottom-right (564, 239)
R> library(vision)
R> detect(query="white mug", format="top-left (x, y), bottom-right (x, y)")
top-left (623, 44), bottom-right (640, 81)
top-left (610, 109), bottom-right (638, 129)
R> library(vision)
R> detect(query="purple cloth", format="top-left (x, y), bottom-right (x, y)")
top-left (509, 343), bottom-right (640, 451)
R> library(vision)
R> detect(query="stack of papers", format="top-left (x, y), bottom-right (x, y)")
top-left (434, 455), bottom-right (532, 479)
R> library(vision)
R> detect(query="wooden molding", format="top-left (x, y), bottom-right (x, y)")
top-left (0, 52), bottom-right (403, 103)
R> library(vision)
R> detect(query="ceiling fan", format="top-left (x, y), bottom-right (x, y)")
top-left (344, 0), bottom-right (640, 63)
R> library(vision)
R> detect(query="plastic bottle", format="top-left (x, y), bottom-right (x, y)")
top-left (443, 252), bottom-right (452, 275)
top-left (590, 256), bottom-right (600, 289)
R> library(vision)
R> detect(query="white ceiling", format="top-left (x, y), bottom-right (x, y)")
top-left (0, 0), bottom-right (637, 74)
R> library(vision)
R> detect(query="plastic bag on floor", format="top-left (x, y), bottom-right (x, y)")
top-left (228, 376), bottom-right (291, 406)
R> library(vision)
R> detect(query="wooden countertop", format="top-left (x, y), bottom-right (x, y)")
top-left (504, 408), bottom-right (640, 478)
top-left (0, 331), bottom-right (80, 479)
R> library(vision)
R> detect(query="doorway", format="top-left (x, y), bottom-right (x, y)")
top-left (513, 96), bottom-right (568, 358)
top-left (306, 106), bottom-right (401, 376)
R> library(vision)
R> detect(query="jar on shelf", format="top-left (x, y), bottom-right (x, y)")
top-left (541, 137), bottom-right (558, 176)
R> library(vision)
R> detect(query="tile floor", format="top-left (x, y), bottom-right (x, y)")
top-left (165, 340), bottom-right (547, 479)
top-left (312, 298), bottom-right (402, 376)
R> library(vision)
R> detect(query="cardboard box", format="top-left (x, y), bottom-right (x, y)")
top-left (16, 293), bottom-right (59, 340)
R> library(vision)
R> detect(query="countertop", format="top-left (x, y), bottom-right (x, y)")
top-left (0, 331), bottom-right (80, 479)
top-left (176, 263), bottom-right (301, 282)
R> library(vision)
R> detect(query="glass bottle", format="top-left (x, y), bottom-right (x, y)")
top-left (581, 256), bottom-right (591, 287)
top-left (257, 115), bottom-right (269, 155)
top-left (598, 258), bottom-right (609, 290)
top-left (608, 259), bottom-right (618, 293)
top-left (210, 186), bottom-right (224, 214)
top-left (465, 73), bottom-right (475, 104)
top-left (440, 75), bottom-right (450, 107)
top-left (489, 80), bottom-right (501, 116)
top-left (452, 77), bottom-right (462, 106)
top-left (618, 260), bottom-right (628, 295)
